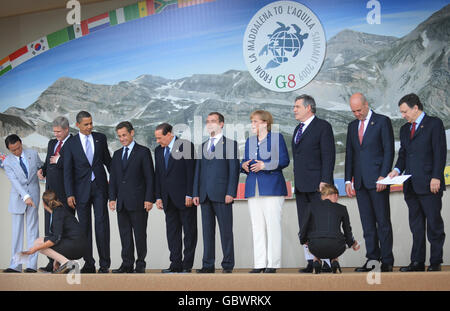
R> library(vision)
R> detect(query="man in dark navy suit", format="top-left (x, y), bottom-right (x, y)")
top-left (193, 112), bottom-right (240, 273)
top-left (109, 121), bottom-right (155, 274)
top-left (389, 93), bottom-right (446, 272)
top-left (154, 123), bottom-right (197, 273)
top-left (345, 93), bottom-right (395, 272)
top-left (292, 95), bottom-right (335, 273)
top-left (38, 116), bottom-right (73, 272)
top-left (64, 111), bottom-right (112, 273)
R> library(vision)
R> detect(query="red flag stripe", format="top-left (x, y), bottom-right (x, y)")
top-left (86, 12), bottom-right (109, 23)
top-left (8, 46), bottom-right (28, 61)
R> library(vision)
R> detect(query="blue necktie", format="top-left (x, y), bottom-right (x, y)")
top-left (19, 156), bottom-right (28, 178)
top-left (85, 136), bottom-right (95, 181)
top-left (164, 147), bottom-right (170, 169)
top-left (294, 123), bottom-right (305, 144)
top-left (122, 147), bottom-right (129, 169)
top-left (209, 137), bottom-right (216, 154)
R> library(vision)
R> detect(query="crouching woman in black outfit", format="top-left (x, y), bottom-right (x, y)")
top-left (22, 190), bottom-right (87, 273)
top-left (299, 184), bottom-right (360, 274)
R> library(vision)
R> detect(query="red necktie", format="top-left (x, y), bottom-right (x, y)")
top-left (54, 141), bottom-right (63, 156)
top-left (358, 119), bottom-right (365, 145)
top-left (410, 122), bottom-right (416, 140)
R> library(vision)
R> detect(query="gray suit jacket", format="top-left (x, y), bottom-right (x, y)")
top-left (3, 148), bottom-right (43, 214)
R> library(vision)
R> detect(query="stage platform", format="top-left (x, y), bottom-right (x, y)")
top-left (1, 266), bottom-right (449, 291)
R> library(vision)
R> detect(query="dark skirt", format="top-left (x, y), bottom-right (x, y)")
top-left (308, 238), bottom-right (346, 259)
top-left (45, 236), bottom-right (87, 260)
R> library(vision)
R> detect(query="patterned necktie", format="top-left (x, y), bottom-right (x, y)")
top-left (294, 123), bottom-right (304, 144)
top-left (209, 137), bottom-right (216, 154)
top-left (358, 119), bottom-right (365, 145)
top-left (122, 147), bottom-right (129, 169)
top-left (164, 146), bottom-right (170, 169)
top-left (410, 122), bottom-right (416, 140)
top-left (54, 140), bottom-right (63, 156)
top-left (85, 136), bottom-right (95, 181)
top-left (19, 156), bottom-right (28, 178)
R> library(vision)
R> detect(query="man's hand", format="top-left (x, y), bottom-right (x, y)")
top-left (49, 155), bottom-right (60, 164)
top-left (352, 241), bottom-right (360, 251)
top-left (156, 199), bottom-right (163, 210)
top-left (185, 197), bottom-right (193, 207)
top-left (67, 196), bottom-right (76, 209)
top-left (144, 201), bottom-right (153, 212)
top-left (37, 169), bottom-right (45, 181)
top-left (225, 195), bottom-right (234, 204)
top-left (193, 197), bottom-right (200, 206)
top-left (345, 183), bottom-right (354, 198)
top-left (430, 178), bottom-right (441, 194)
top-left (241, 160), bottom-right (251, 173)
top-left (376, 176), bottom-right (387, 192)
top-left (388, 169), bottom-right (399, 179)
top-left (25, 198), bottom-right (36, 208)
top-left (250, 160), bottom-right (265, 173)
top-left (319, 182), bottom-right (328, 192)
top-left (109, 200), bottom-right (116, 212)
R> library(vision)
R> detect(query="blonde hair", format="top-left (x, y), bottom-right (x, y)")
top-left (42, 190), bottom-right (63, 210)
top-left (320, 184), bottom-right (339, 197)
top-left (250, 110), bottom-right (273, 132)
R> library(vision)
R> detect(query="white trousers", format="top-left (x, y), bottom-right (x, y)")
top-left (10, 205), bottom-right (39, 270)
top-left (248, 194), bottom-right (284, 269)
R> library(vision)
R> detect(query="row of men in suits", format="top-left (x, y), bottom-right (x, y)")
top-left (3, 91), bottom-right (446, 273)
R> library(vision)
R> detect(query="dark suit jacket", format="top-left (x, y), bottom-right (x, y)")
top-left (292, 117), bottom-right (335, 192)
top-left (193, 136), bottom-right (240, 203)
top-left (300, 199), bottom-right (355, 248)
top-left (109, 143), bottom-right (155, 211)
top-left (41, 135), bottom-right (73, 202)
top-left (154, 137), bottom-right (195, 209)
top-left (345, 112), bottom-right (394, 190)
top-left (64, 132), bottom-right (112, 203)
top-left (395, 114), bottom-right (447, 195)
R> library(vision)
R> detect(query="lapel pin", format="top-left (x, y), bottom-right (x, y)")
top-left (420, 125), bottom-right (424, 128)
top-left (371, 122), bottom-right (374, 125)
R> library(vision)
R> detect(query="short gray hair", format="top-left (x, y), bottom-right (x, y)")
top-left (52, 116), bottom-right (69, 129)
top-left (295, 94), bottom-right (316, 114)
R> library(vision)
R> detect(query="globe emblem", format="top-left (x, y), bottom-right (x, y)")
top-left (259, 22), bottom-right (309, 69)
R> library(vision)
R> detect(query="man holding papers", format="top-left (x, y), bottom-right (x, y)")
top-left (389, 93), bottom-right (446, 272)
top-left (345, 93), bottom-right (395, 272)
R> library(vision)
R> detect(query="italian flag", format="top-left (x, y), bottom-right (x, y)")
top-left (0, 56), bottom-right (12, 76)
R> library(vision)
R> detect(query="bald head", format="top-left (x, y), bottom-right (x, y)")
top-left (349, 92), bottom-right (369, 121)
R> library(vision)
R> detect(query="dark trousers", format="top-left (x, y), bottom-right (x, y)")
top-left (356, 186), bottom-right (394, 265)
top-left (117, 206), bottom-right (148, 270)
top-left (404, 190), bottom-right (445, 265)
top-left (295, 190), bottom-right (321, 231)
top-left (75, 180), bottom-right (111, 269)
top-left (308, 238), bottom-right (346, 260)
top-left (164, 197), bottom-right (197, 270)
top-left (200, 197), bottom-right (234, 270)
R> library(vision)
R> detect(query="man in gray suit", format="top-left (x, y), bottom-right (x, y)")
top-left (3, 134), bottom-right (43, 273)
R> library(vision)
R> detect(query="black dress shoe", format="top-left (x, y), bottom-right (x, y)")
top-left (81, 265), bottom-right (96, 273)
top-left (427, 264), bottom-right (441, 272)
top-left (134, 268), bottom-right (146, 273)
top-left (3, 268), bottom-right (21, 273)
top-left (181, 269), bottom-right (192, 273)
top-left (196, 267), bottom-right (215, 273)
top-left (264, 268), bottom-right (276, 273)
top-left (299, 261), bottom-right (314, 273)
top-left (222, 269), bottom-right (233, 273)
top-left (112, 266), bottom-right (134, 273)
top-left (399, 262), bottom-right (425, 272)
top-left (53, 261), bottom-right (76, 274)
top-left (313, 261), bottom-right (322, 274)
top-left (355, 260), bottom-right (378, 272)
top-left (162, 267), bottom-right (182, 273)
top-left (24, 268), bottom-right (37, 273)
top-left (98, 267), bottom-right (110, 274)
top-left (381, 263), bottom-right (393, 272)
top-left (321, 262), bottom-right (332, 273)
top-left (249, 268), bottom-right (265, 273)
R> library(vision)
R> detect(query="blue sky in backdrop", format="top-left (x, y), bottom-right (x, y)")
top-left (0, 0), bottom-right (448, 112)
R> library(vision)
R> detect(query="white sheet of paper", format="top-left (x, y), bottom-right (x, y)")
top-left (376, 175), bottom-right (411, 185)
top-left (12, 252), bottom-right (29, 266)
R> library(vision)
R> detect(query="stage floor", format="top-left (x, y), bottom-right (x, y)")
top-left (1, 266), bottom-right (449, 291)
